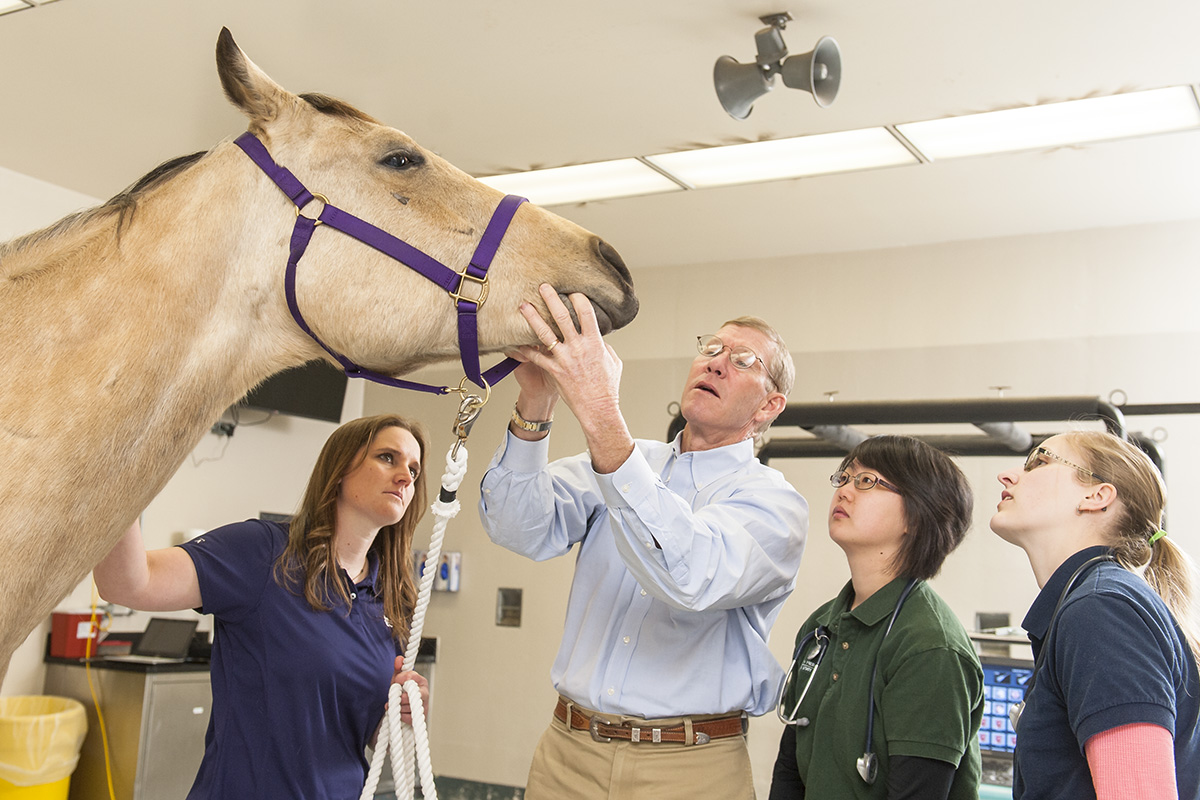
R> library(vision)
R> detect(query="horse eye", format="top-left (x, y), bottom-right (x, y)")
top-left (381, 151), bottom-right (423, 171)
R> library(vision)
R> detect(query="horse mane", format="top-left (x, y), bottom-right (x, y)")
top-left (2, 94), bottom-right (368, 265)
top-left (0, 151), bottom-right (207, 264)
top-left (300, 92), bottom-right (381, 127)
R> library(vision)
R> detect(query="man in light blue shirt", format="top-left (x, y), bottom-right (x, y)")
top-left (479, 285), bottom-right (809, 800)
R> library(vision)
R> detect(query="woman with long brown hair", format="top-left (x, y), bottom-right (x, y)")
top-left (95, 413), bottom-right (431, 799)
top-left (991, 430), bottom-right (1199, 799)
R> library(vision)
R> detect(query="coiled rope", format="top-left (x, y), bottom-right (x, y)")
top-left (360, 393), bottom-right (482, 800)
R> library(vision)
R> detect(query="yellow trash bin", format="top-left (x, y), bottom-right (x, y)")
top-left (0, 696), bottom-right (87, 800)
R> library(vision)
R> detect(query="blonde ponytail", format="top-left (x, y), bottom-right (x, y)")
top-left (1062, 431), bottom-right (1200, 661)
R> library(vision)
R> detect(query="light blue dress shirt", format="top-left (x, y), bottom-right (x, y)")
top-left (479, 431), bottom-right (809, 718)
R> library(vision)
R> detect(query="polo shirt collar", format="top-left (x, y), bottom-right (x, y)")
top-left (668, 433), bottom-right (755, 485)
top-left (852, 575), bottom-right (918, 626)
top-left (1022, 544), bottom-right (1112, 642)
top-left (342, 549), bottom-right (383, 597)
top-left (819, 575), bottom-right (915, 628)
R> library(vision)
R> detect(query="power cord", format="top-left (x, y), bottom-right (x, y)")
top-left (85, 586), bottom-right (117, 800)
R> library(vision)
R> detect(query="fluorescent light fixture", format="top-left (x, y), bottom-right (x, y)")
top-left (0, 0), bottom-right (61, 14)
top-left (478, 158), bottom-right (682, 206)
top-left (896, 86), bottom-right (1200, 160)
top-left (644, 127), bottom-right (918, 189)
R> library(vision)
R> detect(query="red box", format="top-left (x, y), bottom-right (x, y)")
top-left (50, 611), bottom-right (100, 659)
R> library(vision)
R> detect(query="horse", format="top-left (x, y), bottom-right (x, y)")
top-left (0, 28), bottom-right (638, 684)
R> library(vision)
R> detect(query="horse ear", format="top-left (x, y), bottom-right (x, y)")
top-left (215, 28), bottom-right (295, 126)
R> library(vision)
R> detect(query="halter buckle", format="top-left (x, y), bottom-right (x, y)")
top-left (294, 192), bottom-right (329, 226)
top-left (450, 269), bottom-right (489, 308)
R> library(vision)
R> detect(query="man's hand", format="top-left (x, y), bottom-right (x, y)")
top-left (513, 284), bottom-right (634, 473)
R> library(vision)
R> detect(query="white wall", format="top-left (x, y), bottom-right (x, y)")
top-left (5, 166), bottom-right (1199, 797)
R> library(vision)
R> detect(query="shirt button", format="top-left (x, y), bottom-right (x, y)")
top-left (350, 592), bottom-right (357, 600)
top-left (640, 589), bottom-right (647, 597)
top-left (621, 483), bottom-right (631, 492)
top-left (623, 637), bottom-right (630, 644)
top-left (842, 642), bottom-right (849, 650)
top-left (608, 687), bottom-right (615, 696)
top-left (832, 673), bottom-right (839, 682)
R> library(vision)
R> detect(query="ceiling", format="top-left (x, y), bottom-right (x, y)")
top-left (2, 0), bottom-right (1199, 271)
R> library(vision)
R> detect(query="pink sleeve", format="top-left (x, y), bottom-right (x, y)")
top-left (1084, 722), bottom-right (1177, 800)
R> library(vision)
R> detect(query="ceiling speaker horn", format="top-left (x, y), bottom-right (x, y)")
top-left (713, 56), bottom-right (772, 120)
top-left (780, 36), bottom-right (841, 108)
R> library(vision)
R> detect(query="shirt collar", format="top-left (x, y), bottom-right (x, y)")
top-left (819, 575), bottom-right (917, 628)
top-left (668, 433), bottom-right (756, 486)
top-left (1021, 544), bottom-right (1112, 641)
top-left (343, 549), bottom-right (383, 596)
top-left (851, 575), bottom-right (919, 627)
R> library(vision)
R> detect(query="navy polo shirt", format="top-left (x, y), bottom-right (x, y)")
top-left (1013, 546), bottom-right (1200, 800)
top-left (179, 519), bottom-right (399, 799)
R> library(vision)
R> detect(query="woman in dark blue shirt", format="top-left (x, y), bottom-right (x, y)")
top-left (95, 414), bottom-right (431, 798)
top-left (991, 431), bottom-right (1199, 800)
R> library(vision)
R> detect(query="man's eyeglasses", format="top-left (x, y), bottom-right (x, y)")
top-left (696, 334), bottom-right (776, 389)
top-left (1024, 447), bottom-right (1105, 483)
top-left (830, 470), bottom-right (902, 495)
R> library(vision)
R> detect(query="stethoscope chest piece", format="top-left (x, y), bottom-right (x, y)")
top-left (1008, 700), bottom-right (1025, 730)
top-left (856, 751), bottom-right (878, 784)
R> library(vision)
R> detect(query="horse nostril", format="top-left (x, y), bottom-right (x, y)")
top-left (596, 238), bottom-right (632, 284)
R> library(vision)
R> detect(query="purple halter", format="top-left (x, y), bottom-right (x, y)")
top-left (234, 131), bottom-right (523, 395)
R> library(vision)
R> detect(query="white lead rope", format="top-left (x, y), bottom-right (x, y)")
top-left (360, 412), bottom-right (474, 800)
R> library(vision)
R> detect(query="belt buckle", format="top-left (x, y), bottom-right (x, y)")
top-left (589, 715), bottom-right (613, 743)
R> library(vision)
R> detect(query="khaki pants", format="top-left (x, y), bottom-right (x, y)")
top-left (524, 701), bottom-right (756, 800)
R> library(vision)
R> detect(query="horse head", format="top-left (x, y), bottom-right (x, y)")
top-left (215, 28), bottom-right (638, 378)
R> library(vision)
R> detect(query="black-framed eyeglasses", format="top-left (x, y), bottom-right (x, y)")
top-left (1024, 446), bottom-right (1105, 483)
top-left (776, 626), bottom-right (830, 725)
top-left (830, 470), bottom-right (902, 494)
top-left (696, 335), bottom-right (777, 389)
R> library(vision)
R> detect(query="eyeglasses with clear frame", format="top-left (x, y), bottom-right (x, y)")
top-left (695, 334), bottom-right (777, 390)
top-left (830, 470), bottom-right (902, 494)
top-left (1024, 446), bottom-right (1105, 483)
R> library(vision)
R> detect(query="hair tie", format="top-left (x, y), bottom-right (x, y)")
top-left (1148, 529), bottom-right (1167, 545)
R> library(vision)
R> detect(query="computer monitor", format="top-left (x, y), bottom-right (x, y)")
top-left (979, 654), bottom-right (1034, 755)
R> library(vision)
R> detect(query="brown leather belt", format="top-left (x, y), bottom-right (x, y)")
top-left (554, 696), bottom-right (747, 745)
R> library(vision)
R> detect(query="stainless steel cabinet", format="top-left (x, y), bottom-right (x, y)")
top-left (43, 663), bottom-right (210, 800)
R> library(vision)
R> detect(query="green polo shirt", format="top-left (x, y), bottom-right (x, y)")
top-left (785, 576), bottom-right (983, 799)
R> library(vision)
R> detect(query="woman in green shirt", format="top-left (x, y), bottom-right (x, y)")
top-left (769, 435), bottom-right (983, 800)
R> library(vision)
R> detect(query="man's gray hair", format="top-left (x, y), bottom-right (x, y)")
top-left (722, 316), bottom-right (794, 440)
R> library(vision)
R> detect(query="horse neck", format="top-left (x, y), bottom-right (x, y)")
top-left (5, 145), bottom-right (314, 399)
top-left (0, 145), bottom-right (318, 508)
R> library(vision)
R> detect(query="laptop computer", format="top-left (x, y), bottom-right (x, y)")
top-left (103, 617), bottom-right (199, 664)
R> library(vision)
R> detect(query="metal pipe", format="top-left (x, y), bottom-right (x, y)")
top-left (973, 421), bottom-right (1033, 452)
top-left (668, 396), bottom-right (1129, 446)
top-left (758, 431), bottom-right (1165, 475)
top-left (771, 397), bottom-right (1127, 433)
top-left (759, 434), bottom-right (1056, 463)
top-left (806, 425), bottom-right (869, 452)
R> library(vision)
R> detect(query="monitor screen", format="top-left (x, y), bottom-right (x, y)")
top-left (238, 360), bottom-right (348, 423)
top-left (980, 655), bottom-right (1034, 755)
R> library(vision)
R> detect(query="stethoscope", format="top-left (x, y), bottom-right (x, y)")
top-left (775, 577), bottom-right (920, 785)
top-left (1007, 554), bottom-right (1116, 731)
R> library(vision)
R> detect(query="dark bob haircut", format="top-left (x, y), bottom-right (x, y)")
top-left (838, 435), bottom-right (973, 580)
